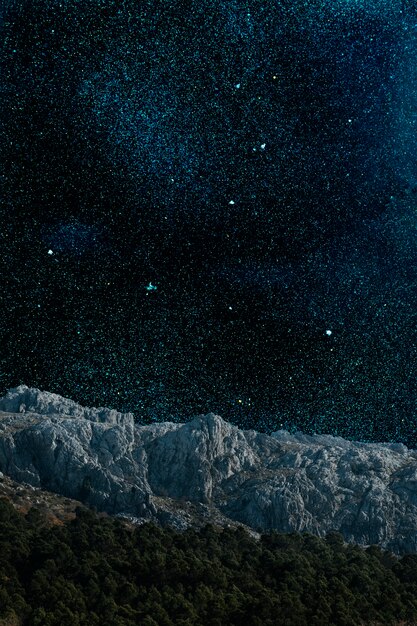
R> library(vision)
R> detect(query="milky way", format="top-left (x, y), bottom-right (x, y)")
top-left (2, 0), bottom-right (417, 445)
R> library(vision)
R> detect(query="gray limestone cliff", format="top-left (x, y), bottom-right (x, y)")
top-left (0, 385), bottom-right (417, 553)
top-left (0, 385), bottom-right (134, 427)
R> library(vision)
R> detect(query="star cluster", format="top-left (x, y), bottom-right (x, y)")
top-left (2, 0), bottom-right (417, 446)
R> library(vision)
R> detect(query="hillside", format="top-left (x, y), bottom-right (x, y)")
top-left (2, 497), bottom-right (417, 626)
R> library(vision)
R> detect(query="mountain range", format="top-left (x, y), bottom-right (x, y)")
top-left (1, 385), bottom-right (416, 554)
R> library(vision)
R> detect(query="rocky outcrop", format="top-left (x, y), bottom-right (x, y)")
top-left (0, 385), bottom-right (134, 428)
top-left (1, 385), bottom-right (417, 552)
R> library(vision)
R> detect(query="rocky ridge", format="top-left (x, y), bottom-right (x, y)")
top-left (0, 385), bottom-right (417, 553)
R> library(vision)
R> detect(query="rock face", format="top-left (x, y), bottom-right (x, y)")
top-left (0, 385), bottom-right (134, 427)
top-left (1, 385), bottom-right (417, 553)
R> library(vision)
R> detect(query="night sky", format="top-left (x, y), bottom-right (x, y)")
top-left (2, 0), bottom-right (417, 445)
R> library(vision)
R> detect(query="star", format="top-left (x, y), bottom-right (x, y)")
top-left (3, 0), bottom-right (416, 447)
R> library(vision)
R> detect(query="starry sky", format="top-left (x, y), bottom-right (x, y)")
top-left (2, 0), bottom-right (417, 445)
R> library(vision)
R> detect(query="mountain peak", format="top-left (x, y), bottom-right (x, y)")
top-left (0, 385), bottom-right (134, 427)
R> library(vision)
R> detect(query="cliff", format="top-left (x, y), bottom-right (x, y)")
top-left (1, 385), bottom-right (416, 553)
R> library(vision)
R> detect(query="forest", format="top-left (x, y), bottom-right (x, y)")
top-left (1, 499), bottom-right (417, 625)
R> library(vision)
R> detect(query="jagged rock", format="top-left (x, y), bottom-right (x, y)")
top-left (1, 386), bottom-right (417, 553)
top-left (0, 385), bottom-right (134, 428)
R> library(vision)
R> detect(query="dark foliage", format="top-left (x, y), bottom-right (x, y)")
top-left (0, 499), bottom-right (416, 625)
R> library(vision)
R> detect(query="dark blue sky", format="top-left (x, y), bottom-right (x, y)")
top-left (2, 0), bottom-right (417, 445)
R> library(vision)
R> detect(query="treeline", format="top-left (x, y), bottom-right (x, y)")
top-left (1, 500), bottom-right (417, 625)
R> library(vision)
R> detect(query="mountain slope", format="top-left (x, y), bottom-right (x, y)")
top-left (0, 385), bottom-right (416, 553)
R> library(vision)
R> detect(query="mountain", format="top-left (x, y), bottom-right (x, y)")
top-left (0, 385), bottom-right (416, 553)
